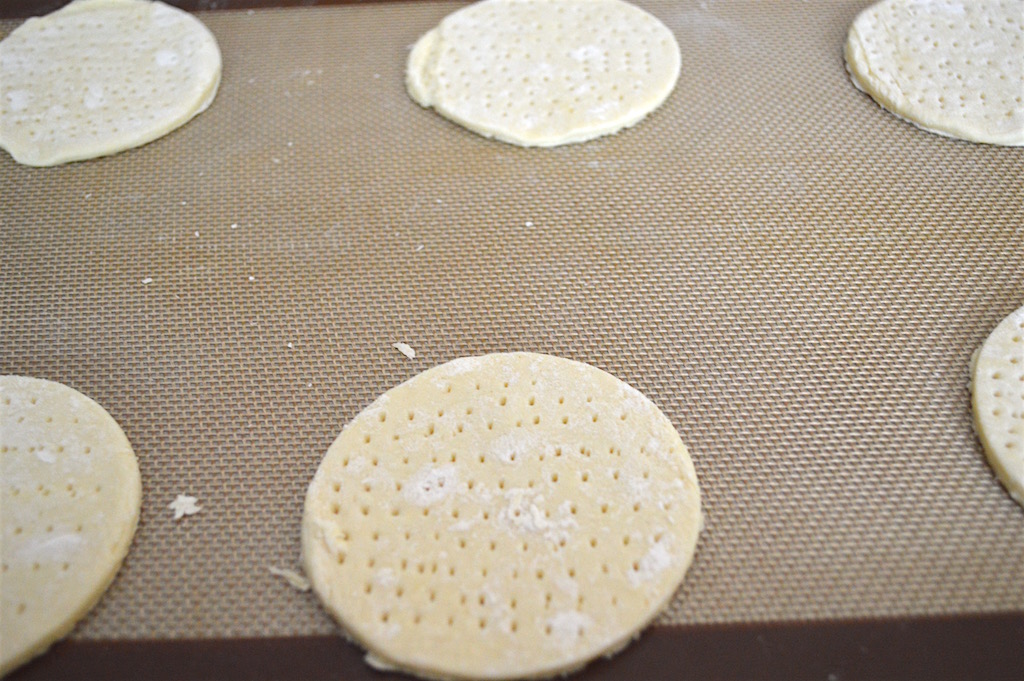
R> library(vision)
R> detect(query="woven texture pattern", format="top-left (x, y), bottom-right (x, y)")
top-left (1, 0), bottom-right (1022, 640)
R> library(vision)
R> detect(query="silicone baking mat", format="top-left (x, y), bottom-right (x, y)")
top-left (2, 0), bottom-right (1022, 678)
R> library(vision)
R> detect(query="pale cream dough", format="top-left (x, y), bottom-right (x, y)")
top-left (302, 352), bottom-right (702, 680)
top-left (971, 305), bottom-right (1024, 507)
top-left (0, 0), bottom-right (222, 166)
top-left (407, 0), bottom-right (681, 147)
top-left (845, 0), bottom-right (1024, 146)
top-left (0, 376), bottom-right (142, 675)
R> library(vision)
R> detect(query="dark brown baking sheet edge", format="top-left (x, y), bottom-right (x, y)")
top-left (9, 613), bottom-right (1024, 681)
top-left (3, 2), bottom-right (1022, 680)
top-left (3, 0), bottom-right (398, 20)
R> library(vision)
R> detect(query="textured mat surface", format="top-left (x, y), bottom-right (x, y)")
top-left (1, 0), bottom-right (1022, 641)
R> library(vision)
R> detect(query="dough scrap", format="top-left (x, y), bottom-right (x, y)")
top-left (844, 0), bottom-right (1024, 146)
top-left (0, 376), bottom-right (142, 676)
top-left (407, 0), bottom-right (681, 147)
top-left (971, 305), bottom-right (1024, 507)
top-left (394, 342), bottom-right (417, 360)
top-left (302, 353), bottom-right (702, 680)
top-left (0, 0), bottom-right (222, 166)
top-left (269, 566), bottom-right (312, 592)
top-left (168, 494), bottom-right (201, 520)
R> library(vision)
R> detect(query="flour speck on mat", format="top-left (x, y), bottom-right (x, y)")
top-left (407, 0), bottom-right (681, 147)
top-left (302, 353), bottom-right (702, 680)
top-left (168, 494), bottom-right (202, 520)
top-left (0, 376), bottom-right (142, 676)
top-left (0, 0), bottom-right (222, 166)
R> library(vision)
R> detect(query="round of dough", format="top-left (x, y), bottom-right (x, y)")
top-left (302, 353), bottom-right (702, 680)
top-left (406, 0), bottom-right (681, 147)
top-left (0, 0), bottom-right (222, 166)
top-left (971, 305), bottom-right (1024, 507)
top-left (844, 0), bottom-right (1024, 146)
top-left (0, 376), bottom-right (142, 676)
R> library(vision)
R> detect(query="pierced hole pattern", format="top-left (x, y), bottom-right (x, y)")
top-left (305, 353), bottom-right (698, 676)
top-left (0, 0), bottom-right (222, 165)
top-left (972, 307), bottom-right (1024, 488)
top-left (0, 376), bottom-right (141, 644)
top-left (413, 0), bottom-right (681, 145)
top-left (848, 0), bottom-right (1024, 143)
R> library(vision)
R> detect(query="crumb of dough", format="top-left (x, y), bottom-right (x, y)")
top-left (168, 495), bottom-right (201, 520)
top-left (364, 653), bottom-right (399, 671)
top-left (393, 342), bottom-right (416, 359)
top-left (268, 566), bottom-right (311, 592)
